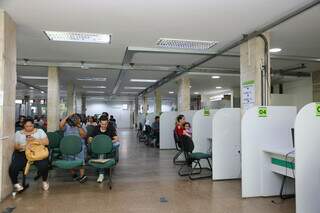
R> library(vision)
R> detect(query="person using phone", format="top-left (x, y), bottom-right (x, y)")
top-left (9, 118), bottom-right (49, 192)
top-left (60, 113), bottom-right (88, 183)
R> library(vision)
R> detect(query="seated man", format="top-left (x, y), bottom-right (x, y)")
top-left (88, 115), bottom-right (118, 183)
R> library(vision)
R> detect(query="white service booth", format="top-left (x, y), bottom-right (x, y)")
top-left (241, 106), bottom-right (296, 198)
top-left (212, 108), bottom-right (241, 180)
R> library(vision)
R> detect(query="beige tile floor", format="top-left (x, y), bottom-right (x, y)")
top-left (0, 129), bottom-right (295, 213)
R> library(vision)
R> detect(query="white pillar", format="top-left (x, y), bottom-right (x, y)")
top-left (240, 33), bottom-right (270, 114)
top-left (177, 77), bottom-right (190, 111)
top-left (134, 97), bottom-right (138, 128)
top-left (0, 10), bottom-right (16, 200)
top-left (67, 81), bottom-right (76, 114)
top-left (155, 90), bottom-right (161, 115)
top-left (81, 95), bottom-right (86, 115)
top-left (47, 66), bottom-right (60, 131)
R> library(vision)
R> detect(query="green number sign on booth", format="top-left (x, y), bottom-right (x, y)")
top-left (316, 103), bottom-right (320, 117)
top-left (258, 107), bottom-right (268, 118)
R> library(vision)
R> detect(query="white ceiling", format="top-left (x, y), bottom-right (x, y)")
top-left (1, 0), bottom-right (320, 100)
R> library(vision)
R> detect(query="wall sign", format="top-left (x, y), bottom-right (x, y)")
top-left (258, 107), bottom-right (268, 117)
top-left (315, 103), bottom-right (320, 117)
top-left (242, 80), bottom-right (255, 111)
top-left (204, 107), bottom-right (210, 116)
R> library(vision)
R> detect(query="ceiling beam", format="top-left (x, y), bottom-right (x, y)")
top-left (138, 0), bottom-right (320, 96)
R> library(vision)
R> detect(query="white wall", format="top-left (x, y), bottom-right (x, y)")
top-left (86, 101), bottom-right (132, 128)
top-left (281, 78), bottom-right (312, 110)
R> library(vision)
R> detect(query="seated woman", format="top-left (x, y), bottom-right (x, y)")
top-left (175, 115), bottom-right (194, 154)
top-left (9, 118), bottom-right (49, 192)
top-left (175, 115), bottom-right (191, 138)
top-left (60, 113), bottom-right (88, 183)
top-left (88, 115), bottom-right (118, 183)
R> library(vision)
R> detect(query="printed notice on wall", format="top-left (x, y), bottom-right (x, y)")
top-left (242, 80), bottom-right (255, 111)
top-left (0, 91), bottom-right (3, 106)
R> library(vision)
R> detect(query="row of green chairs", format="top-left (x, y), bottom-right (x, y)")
top-left (48, 133), bottom-right (116, 189)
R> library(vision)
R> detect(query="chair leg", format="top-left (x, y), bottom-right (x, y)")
top-left (189, 158), bottom-right (212, 180)
top-left (107, 168), bottom-right (112, 190)
top-left (173, 150), bottom-right (185, 165)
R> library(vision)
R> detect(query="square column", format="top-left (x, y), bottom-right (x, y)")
top-left (155, 89), bottom-right (161, 115)
top-left (67, 81), bottom-right (76, 114)
top-left (0, 10), bottom-right (16, 200)
top-left (240, 33), bottom-right (270, 114)
top-left (177, 77), bottom-right (190, 112)
top-left (47, 66), bottom-right (60, 131)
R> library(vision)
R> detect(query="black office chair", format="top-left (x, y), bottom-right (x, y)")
top-left (173, 130), bottom-right (185, 165)
top-left (178, 135), bottom-right (212, 180)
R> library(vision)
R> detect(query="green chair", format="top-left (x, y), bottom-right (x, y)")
top-left (47, 132), bottom-right (62, 168)
top-left (88, 135), bottom-right (116, 189)
top-left (86, 125), bottom-right (96, 138)
top-left (52, 135), bottom-right (83, 170)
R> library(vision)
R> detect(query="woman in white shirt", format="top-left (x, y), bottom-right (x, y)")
top-left (9, 118), bottom-right (50, 192)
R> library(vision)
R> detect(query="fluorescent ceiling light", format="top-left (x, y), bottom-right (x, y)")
top-left (82, 86), bottom-right (106, 89)
top-left (216, 86), bottom-right (222, 89)
top-left (29, 87), bottom-right (34, 90)
top-left (44, 31), bottom-right (111, 44)
top-left (15, 100), bottom-right (22, 104)
top-left (88, 97), bottom-right (105, 100)
top-left (169, 91), bottom-right (174, 94)
top-left (77, 77), bottom-right (107, 82)
top-left (41, 91), bottom-right (45, 94)
top-left (194, 92), bottom-right (200, 95)
top-left (86, 91), bottom-right (105, 94)
top-left (124, 86), bottom-right (146, 90)
top-left (120, 92), bottom-right (138, 94)
top-left (20, 76), bottom-right (48, 80)
top-left (211, 75), bottom-right (221, 79)
top-left (156, 38), bottom-right (218, 50)
top-left (210, 94), bottom-right (224, 102)
top-left (130, 79), bottom-right (157, 83)
top-left (269, 48), bottom-right (282, 53)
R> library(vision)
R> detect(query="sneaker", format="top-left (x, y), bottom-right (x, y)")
top-left (42, 181), bottom-right (49, 191)
top-left (13, 183), bottom-right (24, 192)
top-left (97, 174), bottom-right (104, 183)
top-left (79, 175), bottom-right (88, 184)
top-left (72, 174), bottom-right (80, 181)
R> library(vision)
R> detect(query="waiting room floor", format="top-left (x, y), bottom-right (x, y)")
top-left (0, 129), bottom-right (295, 213)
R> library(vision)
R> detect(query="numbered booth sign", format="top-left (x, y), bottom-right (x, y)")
top-left (316, 103), bottom-right (320, 117)
top-left (258, 107), bottom-right (268, 118)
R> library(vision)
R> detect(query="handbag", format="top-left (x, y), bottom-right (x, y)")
top-left (24, 142), bottom-right (49, 175)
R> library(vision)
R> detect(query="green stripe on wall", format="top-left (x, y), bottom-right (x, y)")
top-left (271, 158), bottom-right (295, 169)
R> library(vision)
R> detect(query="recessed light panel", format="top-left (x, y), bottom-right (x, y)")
top-left (20, 76), bottom-right (48, 80)
top-left (169, 91), bottom-right (175, 94)
top-left (124, 87), bottom-right (146, 90)
top-left (216, 86), bottom-right (222, 89)
top-left (269, 48), bottom-right (282, 53)
top-left (130, 79), bottom-right (157, 83)
top-left (86, 91), bottom-right (105, 94)
top-left (156, 38), bottom-right (218, 50)
top-left (44, 31), bottom-right (111, 44)
top-left (211, 76), bottom-right (221, 79)
top-left (78, 77), bottom-right (107, 82)
top-left (82, 86), bottom-right (106, 89)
